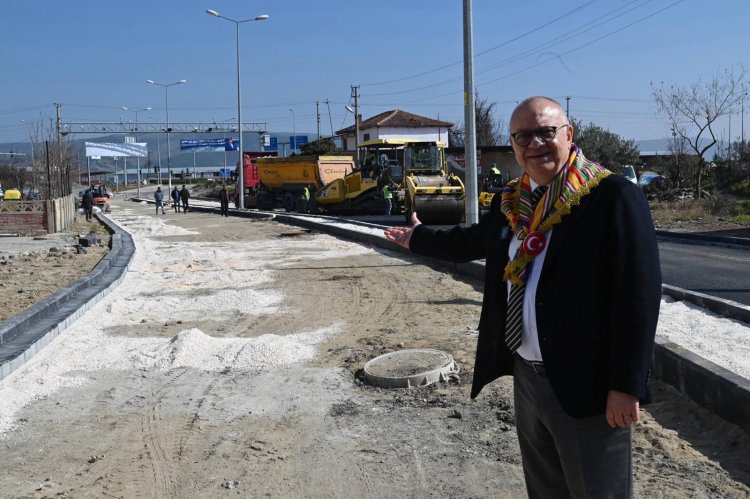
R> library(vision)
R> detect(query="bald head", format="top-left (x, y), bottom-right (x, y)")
top-left (510, 96), bottom-right (567, 129)
top-left (509, 96), bottom-right (574, 185)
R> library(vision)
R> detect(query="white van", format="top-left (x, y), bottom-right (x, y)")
top-left (621, 165), bottom-right (638, 185)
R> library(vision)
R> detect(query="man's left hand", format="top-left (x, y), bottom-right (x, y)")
top-left (606, 390), bottom-right (639, 428)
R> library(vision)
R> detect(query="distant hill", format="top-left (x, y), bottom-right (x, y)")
top-left (635, 137), bottom-right (727, 158)
top-left (0, 131), bottom-right (320, 174)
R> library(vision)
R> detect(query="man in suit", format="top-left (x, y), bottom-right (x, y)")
top-left (384, 96), bottom-right (661, 498)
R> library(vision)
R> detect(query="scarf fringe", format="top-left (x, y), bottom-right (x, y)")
top-left (502, 168), bottom-right (612, 285)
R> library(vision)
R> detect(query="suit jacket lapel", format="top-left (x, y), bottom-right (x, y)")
top-left (543, 190), bottom-right (593, 266)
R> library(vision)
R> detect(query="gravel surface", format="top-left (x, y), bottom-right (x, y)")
top-left (0, 196), bottom-right (747, 498)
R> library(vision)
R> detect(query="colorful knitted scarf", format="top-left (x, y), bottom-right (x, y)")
top-left (500, 145), bottom-right (612, 285)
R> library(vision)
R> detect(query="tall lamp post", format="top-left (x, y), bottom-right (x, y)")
top-left (122, 106), bottom-right (151, 197)
top-left (206, 9), bottom-right (269, 209)
top-left (289, 108), bottom-right (296, 155)
top-left (146, 79), bottom-right (187, 191)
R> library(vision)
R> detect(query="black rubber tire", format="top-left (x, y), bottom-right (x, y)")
top-left (404, 195), bottom-right (413, 224)
top-left (257, 192), bottom-right (273, 211)
top-left (284, 192), bottom-right (296, 212)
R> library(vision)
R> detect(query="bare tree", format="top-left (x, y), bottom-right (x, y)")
top-left (652, 65), bottom-right (747, 197)
top-left (26, 115), bottom-right (77, 199)
top-left (665, 131), bottom-right (691, 188)
top-left (448, 93), bottom-right (507, 148)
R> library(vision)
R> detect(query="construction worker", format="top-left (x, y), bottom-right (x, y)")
top-left (489, 163), bottom-right (504, 188)
top-left (82, 187), bottom-right (94, 222)
top-left (299, 185), bottom-right (310, 213)
top-left (383, 183), bottom-right (393, 216)
top-left (180, 185), bottom-right (190, 213)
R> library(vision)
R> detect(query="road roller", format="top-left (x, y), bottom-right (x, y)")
top-left (356, 139), bottom-right (465, 225)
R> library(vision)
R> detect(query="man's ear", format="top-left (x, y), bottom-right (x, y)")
top-left (567, 124), bottom-right (574, 141)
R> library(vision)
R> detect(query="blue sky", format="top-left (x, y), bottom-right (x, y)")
top-left (1, 0), bottom-right (748, 145)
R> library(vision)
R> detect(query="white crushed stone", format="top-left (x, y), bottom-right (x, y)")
top-left (657, 297), bottom-right (750, 379)
top-left (0, 207), bottom-right (364, 435)
top-left (129, 325), bottom-right (340, 371)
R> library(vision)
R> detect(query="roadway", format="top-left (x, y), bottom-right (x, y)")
top-left (176, 200), bottom-right (750, 308)
top-left (338, 213), bottom-right (750, 307)
top-left (657, 240), bottom-right (750, 306)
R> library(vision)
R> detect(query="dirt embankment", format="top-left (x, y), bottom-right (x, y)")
top-left (0, 220), bottom-right (109, 322)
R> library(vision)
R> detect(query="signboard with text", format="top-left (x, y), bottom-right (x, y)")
top-left (290, 135), bottom-right (308, 150)
top-left (265, 136), bottom-right (278, 151)
top-left (180, 138), bottom-right (238, 152)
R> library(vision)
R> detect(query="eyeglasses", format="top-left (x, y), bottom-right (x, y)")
top-left (510, 124), bottom-right (569, 147)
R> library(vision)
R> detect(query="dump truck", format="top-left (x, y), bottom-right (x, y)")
top-left (233, 152), bottom-right (272, 208)
top-left (254, 155), bottom-right (355, 211)
top-left (355, 139), bottom-right (465, 224)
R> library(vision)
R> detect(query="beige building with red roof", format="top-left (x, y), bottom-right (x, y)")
top-left (335, 109), bottom-right (453, 151)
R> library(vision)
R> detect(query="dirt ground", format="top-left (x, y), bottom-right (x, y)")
top-left (652, 216), bottom-right (750, 239)
top-left (0, 220), bottom-right (110, 322)
top-left (0, 200), bottom-right (748, 498)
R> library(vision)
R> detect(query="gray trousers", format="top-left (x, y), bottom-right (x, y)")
top-left (514, 358), bottom-right (633, 499)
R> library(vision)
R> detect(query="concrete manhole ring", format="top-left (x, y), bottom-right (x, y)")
top-left (363, 348), bottom-right (459, 388)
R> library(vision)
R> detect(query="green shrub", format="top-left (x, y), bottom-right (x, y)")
top-left (734, 199), bottom-right (750, 215)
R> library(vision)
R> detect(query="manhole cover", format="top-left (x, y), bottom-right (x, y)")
top-left (363, 349), bottom-right (459, 389)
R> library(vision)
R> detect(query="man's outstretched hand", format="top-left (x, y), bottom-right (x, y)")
top-left (384, 212), bottom-right (421, 249)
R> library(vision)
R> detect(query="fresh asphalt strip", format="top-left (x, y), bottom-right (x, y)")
top-left (1, 200), bottom-right (748, 435)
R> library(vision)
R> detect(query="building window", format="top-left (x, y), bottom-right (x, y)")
top-left (363, 133), bottom-right (370, 141)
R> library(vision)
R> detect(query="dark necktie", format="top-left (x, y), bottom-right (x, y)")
top-left (505, 185), bottom-right (548, 353)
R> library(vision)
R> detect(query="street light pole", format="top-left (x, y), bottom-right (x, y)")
top-left (289, 108), bottom-right (296, 154)
top-left (146, 79), bottom-right (187, 191)
top-left (122, 106), bottom-right (151, 197)
top-left (207, 9), bottom-right (269, 209)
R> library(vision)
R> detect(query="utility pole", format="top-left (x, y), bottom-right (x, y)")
top-left (566, 96), bottom-right (571, 119)
top-left (325, 99), bottom-right (334, 138)
top-left (351, 85), bottom-right (360, 163)
top-left (742, 92), bottom-right (746, 143)
top-left (316, 101), bottom-right (321, 140)
top-left (55, 103), bottom-right (63, 144)
top-left (462, 0), bottom-right (478, 225)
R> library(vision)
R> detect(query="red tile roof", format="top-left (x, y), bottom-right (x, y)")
top-left (336, 109), bottom-right (453, 135)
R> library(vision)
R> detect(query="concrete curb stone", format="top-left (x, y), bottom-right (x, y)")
top-left (0, 213), bottom-right (135, 381)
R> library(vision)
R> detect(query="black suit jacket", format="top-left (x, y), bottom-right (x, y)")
top-left (410, 174), bottom-right (661, 418)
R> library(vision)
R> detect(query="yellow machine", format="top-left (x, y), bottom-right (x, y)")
top-left (478, 171), bottom-right (506, 210)
top-left (313, 169), bottom-right (382, 213)
top-left (2, 188), bottom-right (22, 200)
top-left (355, 139), bottom-right (465, 224)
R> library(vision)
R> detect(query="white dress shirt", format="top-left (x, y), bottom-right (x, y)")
top-left (507, 179), bottom-right (552, 362)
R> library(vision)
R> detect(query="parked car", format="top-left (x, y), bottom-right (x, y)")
top-left (638, 171), bottom-right (670, 194)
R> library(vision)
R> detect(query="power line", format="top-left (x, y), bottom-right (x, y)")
top-left (478, 0), bottom-right (686, 87)
top-left (366, 0), bottom-right (656, 98)
top-left (366, 0), bottom-right (684, 105)
top-left (360, 0), bottom-right (598, 87)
